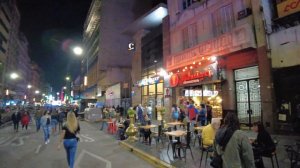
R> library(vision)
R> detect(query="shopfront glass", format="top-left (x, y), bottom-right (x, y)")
top-left (178, 83), bottom-right (222, 118)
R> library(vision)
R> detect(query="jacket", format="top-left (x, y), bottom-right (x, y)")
top-left (202, 124), bottom-right (215, 147)
top-left (215, 129), bottom-right (255, 168)
top-left (21, 114), bottom-right (30, 125)
top-left (40, 115), bottom-right (51, 127)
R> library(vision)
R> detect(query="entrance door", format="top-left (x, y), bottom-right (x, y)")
top-left (235, 66), bottom-right (261, 126)
top-left (236, 79), bottom-right (261, 125)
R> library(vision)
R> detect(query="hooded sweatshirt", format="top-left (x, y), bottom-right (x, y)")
top-left (214, 127), bottom-right (255, 168)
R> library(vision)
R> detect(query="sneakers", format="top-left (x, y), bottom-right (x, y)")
top-left (45, 139), bottom-right (50, 144)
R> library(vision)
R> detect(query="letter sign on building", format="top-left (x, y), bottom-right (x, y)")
top-left (277, 0), bottom-right (300, 18)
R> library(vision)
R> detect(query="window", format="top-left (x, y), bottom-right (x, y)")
top-left (212, 4), bottom-right (235, 36)
top-left (182, 23), bottom-right (198, 49)
top-left (183, 0), bottom-right (199, 10)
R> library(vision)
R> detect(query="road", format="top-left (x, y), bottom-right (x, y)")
top-left (0, 121), bottom-right (154, 168)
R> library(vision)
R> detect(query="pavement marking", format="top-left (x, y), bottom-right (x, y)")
top-left (11, 136), bottom-right (29, 146)
top-left (75, 149), bottom-right (112, 168)
top-left (35, 145), bottom-right (42, 154)
top-left (79, 134), bottom-right (95, 142)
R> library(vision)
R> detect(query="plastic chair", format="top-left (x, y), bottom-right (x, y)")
top-left (199, 136), bottom-right (213, 168)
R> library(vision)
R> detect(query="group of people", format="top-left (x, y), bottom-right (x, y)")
top-left (10, 106), bottom-right (80, 168)
top-left (171, 101), bottom-right (213, 127)
top-left (199, 112), bottom-right (275, 168)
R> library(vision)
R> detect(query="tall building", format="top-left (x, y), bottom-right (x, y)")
top-left (81, 0), bottom-right (135, 109)
top-left (165, 0), bottom-right (274, 129)
top-left (267, 0), bottom-right (300, 132)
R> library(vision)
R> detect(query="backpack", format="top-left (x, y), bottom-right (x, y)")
top-left (172, 108), bottom-right (179, 120)
top-left (46, 118), bottom-right (50, 125)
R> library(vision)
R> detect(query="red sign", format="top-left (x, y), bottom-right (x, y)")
top-left (169, 70), bottom-right (213, 87)
top-left (170, 74), bottom-right (179, 87)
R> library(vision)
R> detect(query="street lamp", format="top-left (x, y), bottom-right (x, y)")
top-left (27, 85), bottom-right (32, 89)
top-left (66, 76), bottom-right (70, 81)
top-left (35, 90), bottom-right (40, 94)
top-left (73, 46), bottom-right (83, 56)
top-left (10, 72), bottom-right (19, 79)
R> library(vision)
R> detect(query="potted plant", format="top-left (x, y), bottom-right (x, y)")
top-left (125, 107), bottom-right (137, 141)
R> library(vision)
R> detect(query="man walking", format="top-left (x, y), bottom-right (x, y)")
top-left (11, 110), bottom-right (21, 132)
top-left (35, 108), bottom-right (43, 132)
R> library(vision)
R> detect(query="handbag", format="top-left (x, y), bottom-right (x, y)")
top-left (210, 154), bottom-right (223, 168)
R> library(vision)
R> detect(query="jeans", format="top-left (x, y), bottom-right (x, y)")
top-left (13, 122), bottom-right (19, 131)
top-left (63, 138), bottom-right (78, 168)
top-left (100, 121), bottom-right (108, 130)
top-left (42, 125), bottom-right (51, 142)
top-left (35, 118), bottom-right (41, 131)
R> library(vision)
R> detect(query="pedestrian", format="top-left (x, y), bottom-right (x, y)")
top-left (212, 112), bottom-right (255, 168)
top-left (100, 107), bottom-right (108, 130)
top-left (41, 111), bottom-right (52, 144)
top-left (206, 101), bottom-right (213, 124)
top-left (21, 111), bottom-right (30, 130)
top-left (171, 104), bottom-right (180, 122)
top-left (35, 108), bottom-right (43, 132)
top-left (11, 110), bottom-right (21, 132)
top-left (58, 109), bottom-right (65, 131)
top-left (135, 104), bottom-right (144, 124)
top-left (197, 104), bottom-right (206, 126)
top-left (57, 112), bottom-right (80, 168)
top-left (251, 121), bottom-right (276, 168)
top-left (51, 110), bottom-right (59, 133)
top-left (146, 104), bottom-right (152, 121)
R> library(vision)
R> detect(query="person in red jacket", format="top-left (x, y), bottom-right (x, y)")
top-left (21, 111), bottom-right (30, 130)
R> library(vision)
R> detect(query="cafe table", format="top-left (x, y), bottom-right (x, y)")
top-left (165, 130), bottom-right (187, 158)
top-left (139, 124), bottom-right (157, 129)
top-left (194, 126), bottom-right (204, 132)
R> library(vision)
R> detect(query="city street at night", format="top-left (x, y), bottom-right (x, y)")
top-left (1, 0), bottom-right (300, 167)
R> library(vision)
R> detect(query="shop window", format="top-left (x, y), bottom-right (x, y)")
top-left (182, 27), bottom-right (189, 49)
top-left (157, 83), bottom-right (164, 94)
top-left (142, 86), bottom-right (148, 96)
top-left (149, 84), bottom-right (155, 96)
top-left (212, 4), bottom-right (235, 36)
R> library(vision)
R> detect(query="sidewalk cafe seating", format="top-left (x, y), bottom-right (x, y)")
top-left (166, 127), bottom-right (178, 158)
top-left (107, 118), bottom-right (117, 134)
top-left (151, 125), bottom-right (165, 148)
top-left (285, 141), bottom-right (300, 168)
top-left (261, 138), bottom-right (279, 168)
top-left (177, 131), bottom-right (194, 162)
top-left (199, 135), bottom-right (213, 168)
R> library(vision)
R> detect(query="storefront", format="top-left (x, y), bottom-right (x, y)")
top-left (167, 60), bottom-right (223, 118)
top-left (137, 65), bottom-right (164, 119)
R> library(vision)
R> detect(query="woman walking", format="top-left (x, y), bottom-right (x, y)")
top-left (57, 112), bottom-right (80, 168)
top-left (41, 111), bottom-right (51, 144)
top-left (21, 111), bottom-right (30, 130)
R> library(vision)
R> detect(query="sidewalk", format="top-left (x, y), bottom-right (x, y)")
top-left (91, 119), bottom-right (299, 168)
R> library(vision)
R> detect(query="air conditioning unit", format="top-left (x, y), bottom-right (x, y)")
top-left (237, 8), bottom-right (252, 20)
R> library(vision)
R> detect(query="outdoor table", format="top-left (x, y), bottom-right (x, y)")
top-left (167, 122), bottom-right (184, 131)
top-left (139, 124), bottom-right (157, 129)
top-left (194, 126), bottom-right (204, 132)
top-left (165, 130), bottom-right (187, 158)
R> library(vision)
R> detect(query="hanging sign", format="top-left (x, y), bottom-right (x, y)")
top-left (137, 76), bottom-right (160, 87)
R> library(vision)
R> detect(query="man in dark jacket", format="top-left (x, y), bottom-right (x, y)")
top-left (11, 111), bottom-right (21, 132)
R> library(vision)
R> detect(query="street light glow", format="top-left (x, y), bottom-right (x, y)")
top-left (35, 90), bottom-right (40, 94)
top-left (27, 85), bottom-right (32, 89)
top-left (63, 86), bottom-right (67, 90)
top-left (73, 46), bottom-right (83, 55)
top-left (10, 73), bottom-right (19, 79)
top-left (56, 92), bottom-right (60, 95)
top-left (66, 76), bottom-right (70, 81)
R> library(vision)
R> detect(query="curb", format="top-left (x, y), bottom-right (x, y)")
top-left (119, 141), bottom-right (175, 168)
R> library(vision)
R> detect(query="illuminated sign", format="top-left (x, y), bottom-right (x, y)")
top-left (169, 70), bottom-right (213, 87)
top-left (184, 90), bottom-right (218, 97)
top-left (128, 43), bottom-right (135, 51)
top-left (277, 0), bottom-right (300, 18)
top-left (170, 74), bottom-right (179, 87)
top-left (137, 76), bottom-right (160, 86)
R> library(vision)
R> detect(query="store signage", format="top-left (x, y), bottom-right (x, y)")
top-left (184, 90), bottom-right (218, 97)
top-left (137, 76), bottom-right (160, 87)
top-left (169, 70), bottom-right (213, 87)
top-left (166, 24), bottom-right (256, 71)
top-left (128, 43), bottom-right (135, 51)
top-left (277, 0), bottom-right (300, 18)
top-left (170, 74), bottom-right (179, 87)
top-left (164, 88), bottom-right (172, 98)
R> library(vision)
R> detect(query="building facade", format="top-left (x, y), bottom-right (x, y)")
top-left (165, 0), bottom-right (274, 129)
top-left (267, 0), bottom-right (300, 133)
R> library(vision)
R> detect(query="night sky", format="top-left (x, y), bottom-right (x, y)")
top-left (17, 0), bottom-right (92, 91)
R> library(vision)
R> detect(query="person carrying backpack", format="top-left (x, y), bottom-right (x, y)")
top-left (171, 104), bottom-right (180, 121)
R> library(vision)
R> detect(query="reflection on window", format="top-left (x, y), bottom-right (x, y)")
top-left (157, 83), bottom-right (163, 94)
top-left (149, 84), bottom-right (155, 96)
